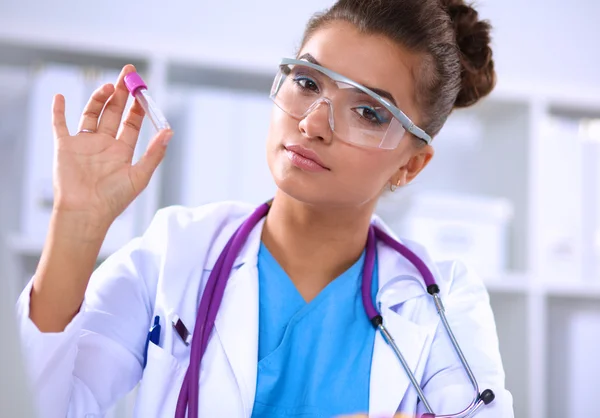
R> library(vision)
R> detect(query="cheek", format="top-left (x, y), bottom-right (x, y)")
top-left (349, 145), bottom-right (399, 178)
top-left (265, 111), bottom-right (294, 176)
top-left (266, 108), bottom-right (293, 148)
top-left (336, 147), bottom-right (401, 197)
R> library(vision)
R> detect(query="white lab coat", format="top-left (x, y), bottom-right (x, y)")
top-left (16, 201), bottom-right (514, 418)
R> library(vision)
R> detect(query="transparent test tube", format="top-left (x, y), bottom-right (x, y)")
top-left (124, 72), bottom-right (171, 131)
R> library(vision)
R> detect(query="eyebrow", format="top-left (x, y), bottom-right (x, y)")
top-left (297, 53), bottom-right (399, 107)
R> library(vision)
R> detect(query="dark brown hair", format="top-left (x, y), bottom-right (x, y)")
top-left (300, 0), bottom-right (496, 138)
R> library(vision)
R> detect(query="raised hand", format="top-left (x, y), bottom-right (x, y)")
top-left (51, 64), bottom-right (173, 232)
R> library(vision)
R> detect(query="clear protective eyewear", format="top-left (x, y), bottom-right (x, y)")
top-left (270, 58), bottom-right (432, 149)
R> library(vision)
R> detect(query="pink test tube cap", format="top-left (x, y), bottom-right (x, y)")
top-left (124, 72), bottom-right (148, 94)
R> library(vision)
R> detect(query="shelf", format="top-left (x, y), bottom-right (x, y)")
top-left (483, 272), bottom-right (531, 294)
top-left (544, 280), bottom-right (600, 299)
top-left (10, 232), bottom-right (600, 301)
top-left (480, 273), bottom-right (600, 300)
top-left (0, 37), bottom-right (149, 72)
top-left (492, 77), bottom-right (600, 111)
top-left (0, 27), bottom-right (276, 76)
top-left (167, 61), bottom-right (273, 92)
top-left (7, 234), bottom-right (118, 260)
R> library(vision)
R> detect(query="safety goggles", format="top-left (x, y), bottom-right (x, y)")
top-left (269, 58), bottom-right (432, 150)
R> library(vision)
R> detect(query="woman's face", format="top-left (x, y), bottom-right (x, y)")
top-left (266, 20), bottom-right (434, 209)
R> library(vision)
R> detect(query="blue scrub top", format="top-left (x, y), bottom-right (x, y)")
top-left (252, 242), bottom-right (378, 418)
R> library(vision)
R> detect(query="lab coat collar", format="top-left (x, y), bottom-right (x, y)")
top-left (205, 211), bottom-right (434, 326)
top-left (204, 210), bottom-right (431, 294)
top-left (211, 209), bottom-right (436, 417)
top-left (204, 210), bottom-right (266, 272)
top-left (370, 214), bottom-right (429, 296)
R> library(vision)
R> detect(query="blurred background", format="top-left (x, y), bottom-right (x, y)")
top-left (1, 0), bottom-right (599, 417)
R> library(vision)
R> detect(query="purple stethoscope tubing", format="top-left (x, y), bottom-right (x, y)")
top-left (175, 203), bottom-right (270, 417)
top-left (174, 201), bottom-right (495, 418)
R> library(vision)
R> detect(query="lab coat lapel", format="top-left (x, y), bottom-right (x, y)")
top-left (369, 305), bottom-right (430, 417)
top-left (368, 225), bottom-right (434, 417)
top-left (213, 219), bottom-right (265, 418)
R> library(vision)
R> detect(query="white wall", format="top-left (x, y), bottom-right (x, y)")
top-left (476, 0), bottom-right (600, 91)
top-left (1, 0), bottom-right (599, 92)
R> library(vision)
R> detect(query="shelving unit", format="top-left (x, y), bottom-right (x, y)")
top-left (1, 32), bottom-right (600, 418)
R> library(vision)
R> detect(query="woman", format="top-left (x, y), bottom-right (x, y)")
top-left (16, 0), bottom-right (514, 417)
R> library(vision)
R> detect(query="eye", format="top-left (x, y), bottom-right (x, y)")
top-left (354, 106), bottom-right (389, 125)
top-left (293, 76), bottom-right (320, 93)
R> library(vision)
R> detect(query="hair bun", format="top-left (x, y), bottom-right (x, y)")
top-left (442, 0), bottom-right (496, 108)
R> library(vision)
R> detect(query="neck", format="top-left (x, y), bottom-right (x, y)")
top-left (261, 190), bottom-right (377, 301)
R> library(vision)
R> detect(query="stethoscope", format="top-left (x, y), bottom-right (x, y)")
top-left (174, 201), bottom-right (496, 418)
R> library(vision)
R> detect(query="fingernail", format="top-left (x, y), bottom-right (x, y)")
top-left (162, 131), bottom-right (173, 146)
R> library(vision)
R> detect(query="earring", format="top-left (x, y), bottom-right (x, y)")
top-left (389, 179), bottom-right (401, 192)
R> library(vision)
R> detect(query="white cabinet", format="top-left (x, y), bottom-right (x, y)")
top-left (162, 86), bottom-right (276, 208)
top-left (20, 65), bottom-right (84, 241)
top-left (165, 87), bottom-right (242, 207)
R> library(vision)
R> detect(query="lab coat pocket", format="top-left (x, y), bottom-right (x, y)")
top-left (133, 341), bottom-right (186, 418)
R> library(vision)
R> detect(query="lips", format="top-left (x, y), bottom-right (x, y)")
top-left (284, 144), bottom-right (329, 170)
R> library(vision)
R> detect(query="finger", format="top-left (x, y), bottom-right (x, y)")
top-left (77, 83), bottom-right (115, 133)
top-left (116, 96), bottom-right (145, 150)
top-left (52, 94), bottom-right (70, 138)
top-left (130, 129), bottom-right (173, 192)
top-left (97, 64), bottom-right (137, 137)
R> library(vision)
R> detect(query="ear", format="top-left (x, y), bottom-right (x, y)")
top-left (390, 144), bottom-right (434, 186)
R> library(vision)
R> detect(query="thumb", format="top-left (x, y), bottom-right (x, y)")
top-left (131, 129), bottom-right (173, 192)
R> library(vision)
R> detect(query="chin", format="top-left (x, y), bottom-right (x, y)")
top-left (272, 174), bottom-right (370, 210)
top-left (270, 167), bottom-right (332, 206)
top-left (273, 171), bottom-right (323, 202)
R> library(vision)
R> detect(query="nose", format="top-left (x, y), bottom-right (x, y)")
top-left (298, 98), bottom-right (334, 143)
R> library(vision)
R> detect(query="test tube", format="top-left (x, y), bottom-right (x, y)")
top-left (124, 72), bottom-right (171, 131)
